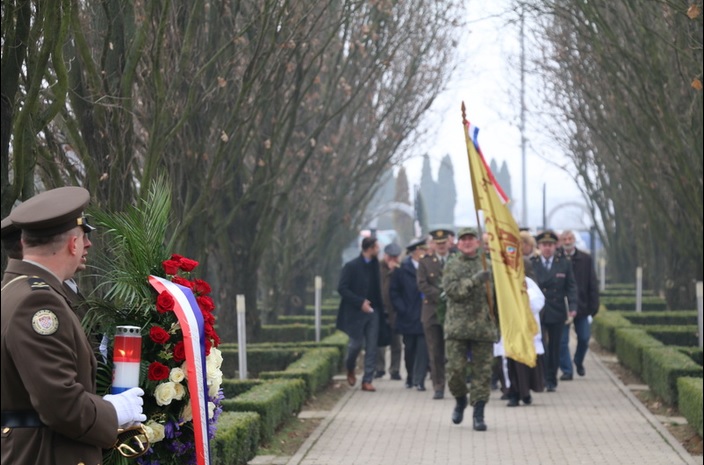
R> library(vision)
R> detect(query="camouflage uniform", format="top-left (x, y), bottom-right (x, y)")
top-left (442, 252), bottom-right (497, 406)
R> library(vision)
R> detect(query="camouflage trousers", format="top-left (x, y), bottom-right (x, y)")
top-left (446, 338), bottom-right (493, 406)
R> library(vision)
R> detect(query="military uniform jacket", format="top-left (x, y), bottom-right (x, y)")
top-left (530, 254), bottom-right (578, 325)
top-left (1, 260), bottom-right (118, 465)
top-left (441, 253), bottom-right (497, 342)
top-left (417, 253), bottom-right (446, 326)
top-left (336, 254), bottom-right (383, 341)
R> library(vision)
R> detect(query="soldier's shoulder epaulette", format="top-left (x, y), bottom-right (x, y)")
top-left (27, 276), bottom-right (51, 291)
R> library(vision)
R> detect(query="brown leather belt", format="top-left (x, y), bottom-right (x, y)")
top-left (1, 410), bottom-right (44, 428)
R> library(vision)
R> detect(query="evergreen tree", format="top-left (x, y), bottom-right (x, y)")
top-left (436, 154), bottom-right (457, 227)
top-left (414, 187), bottom-right (429, 237)
top-left (419, 154), bottom-right (437, 226)
top-left (393, 167), bottom-right (414, 245)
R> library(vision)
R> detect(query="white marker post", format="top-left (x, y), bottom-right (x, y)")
top-left (315, 276), bottom-right (323, 343)
top-left (599, 258), bottom-right (606, 292)
top-left (237, 295), bottom-right (247, 380)
top-left (697, 281), bottom-right (703, 349)
top-left (635, 267), bottom-right (643, 313)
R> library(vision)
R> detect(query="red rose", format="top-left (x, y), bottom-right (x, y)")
top-left (170, 253), bottom-right (184, 261)
top-left (162, 259), bottom-right (180, 275)
top-left (179, 257), bottom-right (199, 272)
top-left (197, 295), bottom-right (215, 313)
top-left (148, 362), bottom-right (170, 381)
top-left (149, 326), bottom-right (171, 344)
top-left (192, 279), bottom-right (211, 296)
top-left (173, 341), bottom-right (186, 362)
top-left (156, 292), bottom-right (175, 313)
top-left (171, 276), bottom-right (193, 289)
top-left (201, 311), bottom-right (215, 326)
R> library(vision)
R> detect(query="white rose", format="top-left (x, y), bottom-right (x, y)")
top-left (208, 401), bottom-right (215, 419)
top-left (144, 420), bottom-right (165, 443)
top-left (208, 371), bottom-right (223, 397)
top-left (154, 382), bottom-right (178, 406)
top-left (181, 401), bottom-right (193, 422)
top-left (207, 348), bottom-right (223, 370)
top-left (181, 361), bottom-right (189, 380)
top-left (169, 367), bottom-right (185, 383)
top-left (173, 382), bottom-right (186, 400)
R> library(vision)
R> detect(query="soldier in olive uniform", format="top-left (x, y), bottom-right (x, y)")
top-left (416, 228), bottom-right (454, 400)
top-left (1, 187), bottom-right (146, 465)
top-left (442, 227), bottom-right (496, 431)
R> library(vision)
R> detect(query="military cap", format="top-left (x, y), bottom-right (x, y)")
top-left (457, 227), bottom-right (478, 239)
top-left (406, 237), bottom-right (427, 253)
top-left (384, 242), bottom-right (402, 257)
top-left (1, 216), bottom-right (21, 241)
top-left (535, 230), bottom-right (559, 244)
top-left (9, 186), bottom-right (96, 237)
top-left (429, 228), bottom-right (454, 243)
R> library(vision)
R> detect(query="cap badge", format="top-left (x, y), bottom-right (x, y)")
top-left (32, 309), bottom-right (59, 335)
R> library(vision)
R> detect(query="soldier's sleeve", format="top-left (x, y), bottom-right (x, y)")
top-left (416, 259), bottom-right (440, 301)
top-left (5, 289), bottom-right (118, 448)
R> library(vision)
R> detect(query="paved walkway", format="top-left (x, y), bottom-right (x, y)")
top-left (282, 343), bottom-right (699, 465)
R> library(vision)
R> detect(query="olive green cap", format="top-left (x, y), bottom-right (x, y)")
top-left (9, 186), bottom-right (95, 237)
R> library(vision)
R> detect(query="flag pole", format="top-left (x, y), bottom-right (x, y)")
top-left (461, 102), bottom-right (496, 320)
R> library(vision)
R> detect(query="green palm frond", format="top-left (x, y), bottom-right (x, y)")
top-left (88, 177), bottom-right (176, 331)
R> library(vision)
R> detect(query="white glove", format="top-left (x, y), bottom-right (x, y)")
top-left (104, 387), bottom-right (147, 427)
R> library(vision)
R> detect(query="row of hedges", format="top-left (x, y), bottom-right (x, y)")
top-left (593, 308), bottom-right (702, 437)
top-left (257, 323), bottom-right (337, 342)
top-left (278, 315), bottom-right (337, 325)
top-left (212, 329), bottom-right (348, 464)
top-left (599, 295), bottom-right (667, 311)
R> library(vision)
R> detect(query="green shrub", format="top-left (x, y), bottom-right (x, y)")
top-left (601, 296), bottom-right (667, 311)
top-left (255, 323), bottom-right (337, 343)
top-left (220, 348), bottom-right (304, 378)
top-left (260, 347), bottom-right (339, 396)
top-left (675, 346), bottom-right (703, 366)
top-left (277, 315), bottom-right (337, 325)
top-left (220, 379), bottom-right (263, 399)
top-left (592, 311), bottom-right (633, 351)
top-left (221, 378), bottom-right (307, 444)
top-left (677, 377), bottom-right (703, 437)
top-left (642, 346), bottom-right (703, 404)
top-left (614, 328), bottom-right (664, 375)
top-left (621, 311), bottom-right (698, 326)
top-left (212, 411), bottom-right (261, 465)
top-left (645, 325), bottom-right (699, 347)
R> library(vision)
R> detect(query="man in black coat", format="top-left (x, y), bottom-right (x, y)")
top-left (337, 236), bottom-right (383, 392)
top-left (530, 230), bottom-right (578, 392)
top-left (559, 230), bottom-right (600, 380)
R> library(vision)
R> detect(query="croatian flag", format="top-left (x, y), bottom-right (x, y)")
top-left (149, 275), bottom-right (211, 465)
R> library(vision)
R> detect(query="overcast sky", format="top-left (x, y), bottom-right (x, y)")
top-left (403, 2), bottom-right (590, 232)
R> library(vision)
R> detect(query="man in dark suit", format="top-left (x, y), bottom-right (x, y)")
top-left (559, 230), bottom-right (599, 380)
top-left (336, 236), bottom-right (383, 392)
top-left (530, 230), bottom-right (578, 392)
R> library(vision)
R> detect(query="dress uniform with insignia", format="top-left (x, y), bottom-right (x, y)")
top-left (416, 228), bottom-right (454, 400)
top-left (1, 187), bottom-right (145, 465)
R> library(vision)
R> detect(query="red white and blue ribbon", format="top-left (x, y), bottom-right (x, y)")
top-left (149, 275), bottom-right (210, 465)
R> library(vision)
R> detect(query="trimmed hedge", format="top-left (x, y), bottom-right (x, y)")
top-left (641, 346), bottom-right (703, 404)
top-left (221, 378), bottom-right (307, 444)
top-left (676, 346), bottom-right (703, 366)
top-left (592, 311), bottom-right (632, 351)
top-left (277, 315), bottom-right (337, 325)
top-left (221, 379), bottom-right (263, 399)
top-left (621, 310), bottom-right (698, 326)
top-left (256, 323), bottom-right (337, 343)
top-left (221, 348), bottom-right (304, 378)
top-left (601, 296), bottom-right (667, 311)
top-left (614, 327), bottom-right (664, 376)
top-left (212, 411), bottom-right (261, 465)
top-left (260, 347), bottom-right (339, 396)
top-left (305, 305), bottom-right (339, 316)
top-left (677, 377), bottom-right (703, 437)
top-left (600, 289), bottom-right (655, 298)
top-left (645, 325), bottom-right (699, 348)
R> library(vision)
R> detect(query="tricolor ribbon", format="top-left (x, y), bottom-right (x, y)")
top-left (149, 275), bottom-right (211, 465)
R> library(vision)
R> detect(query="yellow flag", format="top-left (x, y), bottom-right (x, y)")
top-left (462, 106), bottom-right (538, 367)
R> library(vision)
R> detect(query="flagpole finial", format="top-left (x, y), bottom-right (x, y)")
top-left (461, 101), bottom-right (467, 125)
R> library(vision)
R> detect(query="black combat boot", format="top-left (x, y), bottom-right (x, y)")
top-left (451, 395), bottom-right (468, 424)
top-left (473, 401), bottom-right (487, 431)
